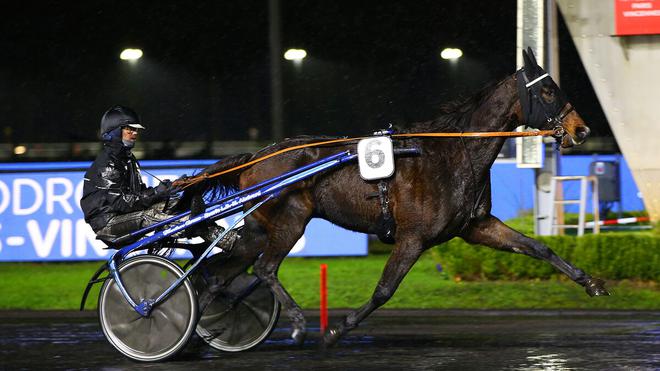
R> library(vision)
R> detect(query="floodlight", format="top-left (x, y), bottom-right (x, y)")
top-left (284, 49), bottom-right (307, 61)
top-left (120, 48), bottom-right (143, 61)
top-left (440, 48), bottom-right (463, 60)
top-left (14, 145), bottom-right (27, 155)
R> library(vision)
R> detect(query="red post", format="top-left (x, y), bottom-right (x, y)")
top-left (320, 263), bottom-right (328, 333)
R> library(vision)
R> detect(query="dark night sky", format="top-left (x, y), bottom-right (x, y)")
top-left (1, 1), bottom-right (609, 148)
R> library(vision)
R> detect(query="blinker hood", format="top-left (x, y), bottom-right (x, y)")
top-left (516, 48), bottom-right (570, 130)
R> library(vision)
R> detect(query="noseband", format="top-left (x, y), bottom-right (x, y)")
top-left (548, 104), bottom-right (575, 140)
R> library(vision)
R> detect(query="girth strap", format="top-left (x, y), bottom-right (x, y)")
top-left (366, 180), bottom-right (396, 244)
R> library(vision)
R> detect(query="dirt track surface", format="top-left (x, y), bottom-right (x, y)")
top-left (1, 309), bottom-right (658, 370)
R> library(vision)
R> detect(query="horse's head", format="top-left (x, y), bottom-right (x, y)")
top-left (515, 47), bottom-right (590, 147)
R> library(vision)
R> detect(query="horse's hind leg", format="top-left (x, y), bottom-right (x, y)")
top-left (252, 231), bottom-right (309, 345)
top-left (323, 235), bottom-right (425, 348)
top-left (462, 215), bottom-right (609, 296)
top-left (251, 201), bottom-right (312, 346)
top-left (253, 244), bottom-right (308, 345)
top-left (195, 230), bottom-right (266, 312)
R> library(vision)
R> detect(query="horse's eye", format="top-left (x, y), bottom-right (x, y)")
top-left (541, 87), bottom-right (556, 103)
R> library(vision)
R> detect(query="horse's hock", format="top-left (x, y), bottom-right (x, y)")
top-left (558, 0), bottom-right (660, 223)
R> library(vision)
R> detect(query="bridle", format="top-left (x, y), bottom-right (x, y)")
top-left (547, 104), bottom-right (575, 140)
top-left (515, 69), bottom-right (573, 141)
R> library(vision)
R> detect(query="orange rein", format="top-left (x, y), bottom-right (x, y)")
top-left (174, 129), bottom-right (555, 188)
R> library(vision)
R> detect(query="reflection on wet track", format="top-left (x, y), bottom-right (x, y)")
top-left (1, 310), bottom-right (658, 370)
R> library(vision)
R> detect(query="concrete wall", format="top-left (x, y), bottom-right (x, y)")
top-left (556, 0), bottom-right (660, 222)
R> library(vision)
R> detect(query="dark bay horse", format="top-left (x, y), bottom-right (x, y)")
top-left (185, 49), bottom-right (609, 347)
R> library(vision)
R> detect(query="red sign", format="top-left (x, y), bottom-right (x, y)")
top-left (615, 0), bottom-right (660, 35)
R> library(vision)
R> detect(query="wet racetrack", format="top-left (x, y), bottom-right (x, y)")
top-left (1, 310), bottom-right (658, 370)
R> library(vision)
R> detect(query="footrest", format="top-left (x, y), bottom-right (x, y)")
top-left (95, 233), bottom-right (137, 248)
top-left (95, 234), bottom-right (118, 245)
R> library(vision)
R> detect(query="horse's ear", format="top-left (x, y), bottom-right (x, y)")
top-left (522, 49), bottom-right (534, 77)
top-left (526, 47), bottom-right (540, 73)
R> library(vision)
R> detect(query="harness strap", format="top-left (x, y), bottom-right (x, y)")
top-left (175, 130), bottom-right (555, 188)
top-left (365, 180), bottom-right (396, 243)
top-left (376, 180), bottom-right (395, 243)
top-left (377, 181), bottom-right (392, 221)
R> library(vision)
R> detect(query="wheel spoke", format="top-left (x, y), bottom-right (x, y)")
top-left (99, 255), bottom-right (197, 362)
top-left (240, 296), bottom-right (273, 329)
top-left (196, 273), bottom-right (279, 352)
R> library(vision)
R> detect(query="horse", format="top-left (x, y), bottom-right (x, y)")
top-left (181, 48), bottom-right (609, 348)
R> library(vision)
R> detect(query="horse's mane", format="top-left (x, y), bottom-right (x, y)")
top-left (254, 135), bottom-right (342, 157)
top-left (251, 77), bottom-right (508, 152)
top-left (404, 78), bottom-right (507, 134)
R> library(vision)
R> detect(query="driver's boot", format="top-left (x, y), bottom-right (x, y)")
top-left (189, 193), bottom-right (240, 252)
top-left (200, 224), bottom-right (240, 252)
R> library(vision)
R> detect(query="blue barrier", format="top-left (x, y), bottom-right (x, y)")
top-left (489, 155), bottom-right (645, 221)
top-left (0, 160), bottom-right (367, 262)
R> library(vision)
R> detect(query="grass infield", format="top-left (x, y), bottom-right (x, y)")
top-left (1, 253), bottom-right (658, 311)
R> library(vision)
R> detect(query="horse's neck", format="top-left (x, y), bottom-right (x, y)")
top-left (464, 77), bottom-right (520, 176)
top-left (466, 77), bottom-right (519, 132)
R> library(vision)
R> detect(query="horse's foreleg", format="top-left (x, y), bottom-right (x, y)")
top-left (323, 236), bottom-right (424, 348)
top-left (462, 215), bottom-right (609, 296)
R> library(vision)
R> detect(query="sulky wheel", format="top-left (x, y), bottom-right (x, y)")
top-left (196, 271), bottom-right (280, 352)
top-left (98, 255), bottom-right (198, 362)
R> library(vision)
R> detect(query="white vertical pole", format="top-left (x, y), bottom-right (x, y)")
top-left (519, 0), bottom-right (560, 236)
top-left (549, 177), bottom-right (557, 235)
top-left (578, 177), bottom-right (587, 236)
top-left (592, 177), bottom-right (600, 234)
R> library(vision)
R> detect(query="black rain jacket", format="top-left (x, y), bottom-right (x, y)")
top-left (80, 141), bottom-right (165, 232)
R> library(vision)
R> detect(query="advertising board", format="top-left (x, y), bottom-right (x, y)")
top-left (0, 160), bottom-right (367, 261)
top-left (615, 0), bottom-right (660, 35)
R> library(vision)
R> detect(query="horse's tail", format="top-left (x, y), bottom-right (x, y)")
top-left (198, 152), bottom-right (254, 189)
top-left (173, 152), bottom-right (253, 213)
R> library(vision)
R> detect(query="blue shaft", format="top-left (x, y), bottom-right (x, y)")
top-left (119, 150), bottom-right (352, 242)
top-left (108, 150), bottom-right (356, 316)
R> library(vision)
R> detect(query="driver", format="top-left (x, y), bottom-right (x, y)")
top-left (80, 105), bottom-right (222, 244)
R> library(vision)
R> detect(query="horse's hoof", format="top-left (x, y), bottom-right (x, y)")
top-left (322, 327), bottom-right (342, 348)
top-left (585, 278), bottom-right (610, 297)
top-left (291, 328), bottom-right (306, 346)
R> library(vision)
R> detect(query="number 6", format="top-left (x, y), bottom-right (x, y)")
top-left (357, 137), bottom-right (394, 180)
top-left (365, 140), bottom-right (385, 168)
